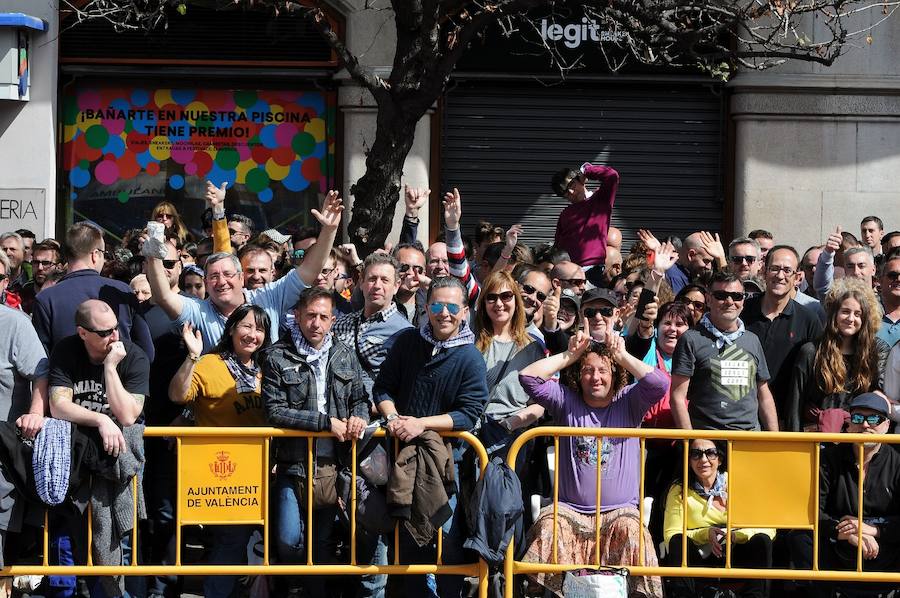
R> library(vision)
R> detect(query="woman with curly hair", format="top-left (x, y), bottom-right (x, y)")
top-left (472, 270), bottom-right (545, 460)
top-left (151, 200), bottom-right (191, 244)
top-left (519, 323), bottom-right (669, 598)
top-left (788, 278), bottom-right (890, 432)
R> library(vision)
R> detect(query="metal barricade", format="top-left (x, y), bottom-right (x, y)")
top-left (3, 427), bottom-right (490, 598)
top-left (503, 427), bottom-right (900, 596)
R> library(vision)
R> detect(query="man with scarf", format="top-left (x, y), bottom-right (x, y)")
top-left (669, 271), bottom-right (779, 431)
top-left (259, 286), bottom-right (368, 597)
top-left (373, 277), bottom-right (488, 598)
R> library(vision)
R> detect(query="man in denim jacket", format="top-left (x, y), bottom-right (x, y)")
top-left (259, 286), bottom-right (368, 597)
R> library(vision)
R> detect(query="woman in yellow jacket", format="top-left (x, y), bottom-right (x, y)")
top-left (663, 439), bottom-right (775, 598)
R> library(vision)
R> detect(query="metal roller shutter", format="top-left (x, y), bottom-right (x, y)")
top-left (440, 80), bottom-right (725, 252)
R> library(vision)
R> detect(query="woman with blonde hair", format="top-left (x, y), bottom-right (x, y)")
top-left (151, 200), bottom-right (191, 244)
top-left (473, 270), bottom-right (546, 460)
top-left (788, 278), bottom-right (889, 431)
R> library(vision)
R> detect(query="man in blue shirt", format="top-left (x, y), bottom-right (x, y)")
top-left (144, 192), bottom-right (343, 352)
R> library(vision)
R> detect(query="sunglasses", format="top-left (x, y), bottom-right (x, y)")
top-left (33, 260), bottom-right (57, 268)
top-left (429, 302), bottom-right (462, 315)
top-left (162, 259), bottom-right (179, 270)
top-left (686, 300), bottom-right (706, 312)
top-left (884, 271), bottom-right (900, 281)
top-left (291, 249), bottom-right (306, 261)
top-left (584, 306), bottom-right (614, 318)
top-left (729, 255), bottom-right (757, 264)
top-left (521, 284), bottom-right (547, 302)
top-left (711, 290), bottom-right (747, 302)
top-left (485, 291), bottom-right (515, 303)
top-left (689, 448), bottom-right (720, 460)
top-left (399, 263), bottom-right (425, 275)
top-left (83, 325), bottom-right (117, 338)
top-left (849, 413), bottom-right (888, 426)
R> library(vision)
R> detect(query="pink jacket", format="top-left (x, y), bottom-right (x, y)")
top-left (554, 164), bottom-right (619, 267)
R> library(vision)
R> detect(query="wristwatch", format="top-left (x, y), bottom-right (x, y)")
top-left (385, 413), bottom-right (399, 423)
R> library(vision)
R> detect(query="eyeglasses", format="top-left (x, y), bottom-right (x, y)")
top-left (336, 273), bottom-right (351, 281)
top-left (399, 263), bottom-right (425, 276)
top-left (559, 278), bottom-right (587, 286)
top-left (729, 255), bottom-right (757, 264)
top-left (228, 228), bottom-right (247, 237)
top-left (162, 259), bottom-right (179, 270)
top-left (320, 267), bottom-right (336, 277)
top-left (520, 284), bottom-right (547, 302)
top-left (883, 271), bottom-right (900, 281)
top-left (711, 290), bottom-right (746, 302)
top-left (207, 271), bottom-right (238, 282)
top-left (689, 448), bottom-right (720, 461)
top-left (92, 247), bottom-right (106, 259)
top-left (82, 325), bottom-right (117, 338)
top-left (767, 265), bottom-right (796, 276)
top-left (429, 301), bottom-right (462, 315)
top-left (33, 260), bottom-right (57, 268)
top-left (849, 413), bottom-right (888, 426)
top-left (584, 306), bottom-right (615, 319)
top-left (685, 300), bottom-right (706, 312)
top-left (566, 174), bottom-right (585, 193)
top-left (485, 291), bottom-right (515, 303)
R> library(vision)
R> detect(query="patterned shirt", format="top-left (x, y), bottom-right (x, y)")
top-left (333, 303), bottom-right (399, 366)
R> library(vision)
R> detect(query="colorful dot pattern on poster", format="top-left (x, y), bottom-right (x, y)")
top-left (62, 88), bottom-right (335, 204)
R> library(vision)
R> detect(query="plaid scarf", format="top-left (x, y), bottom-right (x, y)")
top-left (289, 317), bottom-right (333, 398)
top-left (699, 313), bottom-right (745, 349)
top-left (419, 319), bottom-right (475, 353)
top-left (221, 352), bottom-right (260, 395)
top-left (692, 471), bottom-right (728, 509)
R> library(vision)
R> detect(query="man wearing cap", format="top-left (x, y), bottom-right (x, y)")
top-left (550, 162), bottom-right (619, 287)
top-left (580, 287), bottom-right (620, 343)
top-left (670, 271), bottom-right (778, 431)
top-left (790, 393), bottom-right (900, 591)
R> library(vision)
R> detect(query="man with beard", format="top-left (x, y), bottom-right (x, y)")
top-left (18, 242), bottom-right (62, 314)
top-left (670, 271), bottom-right (778, 431)
top-left (238, 245), bottom-right (275, 290)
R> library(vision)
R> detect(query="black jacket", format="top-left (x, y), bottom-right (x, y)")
top-left (463, 456), bottom-right (524, 567)
top-left (260, 334), bottom-right (369, 476)
top-left (819, 442), bottom-right (900, 545)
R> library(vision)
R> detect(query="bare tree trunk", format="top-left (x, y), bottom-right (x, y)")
top-left (347, 99), bottom-right (422, 256)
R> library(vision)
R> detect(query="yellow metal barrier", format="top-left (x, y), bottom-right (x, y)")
top-left (3, 427), bottom-right (490, 598)
top-left (503, 427), bottom-right (900, 596)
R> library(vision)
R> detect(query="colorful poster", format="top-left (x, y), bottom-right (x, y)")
top-left (62, 87), bottom-right (335, 210)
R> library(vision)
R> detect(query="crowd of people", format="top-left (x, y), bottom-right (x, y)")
top-left (0, 161), bottom-right (899, 598)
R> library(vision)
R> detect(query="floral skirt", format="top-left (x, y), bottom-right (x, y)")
top-left (523, 505), bottom-right (663, 598)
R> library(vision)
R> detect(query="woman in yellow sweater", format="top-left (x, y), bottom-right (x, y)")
top-left (663, 439), bottom-right (774, 598)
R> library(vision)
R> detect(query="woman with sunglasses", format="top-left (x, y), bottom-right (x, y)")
top-left (168, 304), bottom-right (271, 598)
top-left (519, 323), bottom-right (668, 597)
top-left (663, 439), bottom-right (774, 598)
top-left (674, 283), bottom-right (708, 326)
top-left (473, 271), bottom-right (546, 460)
top-left (788, 278), bottom-right (889, 432)
top-left (151, 200), bottom-right (191, 244)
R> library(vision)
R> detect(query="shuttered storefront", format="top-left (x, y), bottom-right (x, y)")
top-left (441, 80), bottom-right (725, 250)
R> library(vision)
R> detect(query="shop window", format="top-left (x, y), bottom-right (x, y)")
top-left (61, 86), bottom-right (336, 242)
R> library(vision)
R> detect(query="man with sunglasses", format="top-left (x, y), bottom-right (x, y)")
top-left (33, 223), bottom-right (154, 361)
top-left (393, 243), bottom-right (429, 326)
top-left (742, 246), bottom-right (823, 426)
top-left (549, 260), bottom-right (587, 297)
top-left (17, 242), bottom-right (61, 315)
top-left (790, 393), bottom-right (900, 592)
top-left (550, 162), bottom-right (619, 287)
top-left (47, 299), bottom-right (149, 598)
top-left (877, 251), bottom-right (900, 348)
top-left (580, 287), bottom-right (619, 344)
top-left (373, 277), bottom-right (487, 598)
top-left (726, 237), bottom-right (762, 282)
top-left (670, 271), bottom-right (778, 432)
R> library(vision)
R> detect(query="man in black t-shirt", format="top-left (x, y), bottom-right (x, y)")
top-left (48, 299), bottom-right (149, 456)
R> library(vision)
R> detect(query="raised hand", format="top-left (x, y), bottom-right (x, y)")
top-left (181, 322), bottom-right (203, 358)
top-left (311, 190), bottom-right (344, 229)
top-left (824, 225), bottom-right (842, 254)
top-left (606, 320), bottom-right (626, 362)
top-left (505, 224), bottom-right (523, 251)
top-left (205, 180), bottom-right (227, 209)
top-left (637, 229), bottom-right (661, 252)
top-left (404, 186), bottom-right (429, 218)
top-left (653, 240), bottom-right (677, 273)
top-left (338, 243), bottom-right (361, 266)
top-left (443, 188), bottom-right (462, 230)
top-left (566, 327), bottom-right (591, 362)
top-left (543, 285), bottom-right (561, 327)
top-left (699, 231), bottom-right (725, 261)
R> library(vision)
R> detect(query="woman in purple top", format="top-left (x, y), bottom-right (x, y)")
top-left (519, 321), bottom-right (668, 598)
